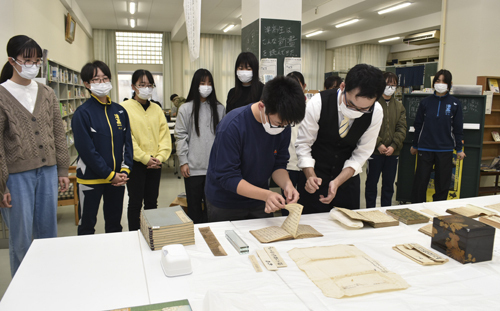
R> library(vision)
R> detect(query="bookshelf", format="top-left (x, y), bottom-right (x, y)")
top-left (476, 76), bottom-right (500, 195)
top-left (47, 60), bottom-right (88, 164)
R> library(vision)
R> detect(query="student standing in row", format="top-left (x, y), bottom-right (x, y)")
top-left (411, 69), bottom-right (464, 203)
top-left (175, 69), bottom-right (225, 223)
top-left (121, 70), bottom-right (171, 231)
top-left (205, 76), bottom-right (305, 222)
top-left (226, 52), bottom-right (264, 113)
top-left (72, 60), bottom-right (133, 235)
top-left (296, 64), bottom-right (385, 213)
top-left (324, 75), bottom-right (342, 90)
top-left (0, 35), bottom-right (69, 276)
top-left (365, 72), bottom-right (407, 208)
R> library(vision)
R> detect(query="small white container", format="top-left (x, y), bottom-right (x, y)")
top-left (160, 244), bottom-right (193, 277)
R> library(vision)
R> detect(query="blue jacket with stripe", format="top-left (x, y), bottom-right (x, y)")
top-left (72, 95), bottom-right (133, 184)
top-left (412, 92), bottom-right (463, 152)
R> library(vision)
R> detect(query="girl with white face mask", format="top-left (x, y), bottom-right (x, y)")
top-left (226, 52), bottom-right (265, 113)
top-left (175, 68), bottom-right (226, 224)
top-left (0, 35), bottom-right (70, 277)
top-left (120, 69), bottom-right (172, 231)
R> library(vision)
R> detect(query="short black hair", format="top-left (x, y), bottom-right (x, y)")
top-left (383, 72), bottom-right (398, 85)
top-left (170, 93), bottom-right (178, 101)
top-left (432, 69), bottom-right (452, 88)
top-left (324, 76), bottom-right (342, 90)
top-left (81, 60), bottom-right (112, 84)
top-left (287, 71), bottom-right (305, 87)
top-left (345, 64), bottom-right (385, 100)
top-left (261, 76), bottom-right (306, 125)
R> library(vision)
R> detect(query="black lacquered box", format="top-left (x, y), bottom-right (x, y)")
top-left (431, 214), bottom-right (495, 264)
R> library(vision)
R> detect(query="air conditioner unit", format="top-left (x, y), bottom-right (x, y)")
top-left (403, 30), bottom-right (440, 45)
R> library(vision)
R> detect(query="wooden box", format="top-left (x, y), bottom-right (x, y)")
top-left (431, 215), bottom-right (495, 264)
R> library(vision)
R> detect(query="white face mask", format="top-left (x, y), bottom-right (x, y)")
top-left (340, 93), bottom-right (365, 119)
top-left (137, 87), bottom-right (154, 100)
top-left (199, 85), bottom-right (212, 98)
top-left (260, 107), bottom-right (286, 135)
top-left (91, 82), bottom-right (113, 97)
top-left (237, 70), bottom-right (253, 83)
top-left (434, 83), bottom-right (448, 93)
top-left (12, 58), bottom-right (40, 80)
top-left (384, 86), bottom-right (396, 97)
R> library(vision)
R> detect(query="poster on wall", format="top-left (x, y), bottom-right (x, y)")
top-left (424, 149), bottom-right (464, 201)
top-left (260, 58), bottom-right (277, 83)
top-left (284, 57), bottom-right (302, 77)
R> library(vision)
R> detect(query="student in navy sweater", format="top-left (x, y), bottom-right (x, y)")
top-left (411, 69), bottom-right (465, 203)
top-left (72, 61), bottom-right (133, 235)
top-left (205, 76), bottom-right (306, 222)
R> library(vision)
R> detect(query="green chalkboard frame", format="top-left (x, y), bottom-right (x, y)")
top-left (241, 19), bottom-right (260, 59)
top-left (396, 94), bottom-right (486, 203)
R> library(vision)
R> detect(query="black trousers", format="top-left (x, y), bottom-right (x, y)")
top-left (206, 199), bottom-right (271, 222)
top-left (77, 183), bottom-right (125, 235)
top-left (297, 169), bottom-right (360, 214)
top-left (411, 151), bottom-right (454, 203)
top-left (127, 161), bottom-right (162, 231)
top-left (184, 175), bottom-right (207, 224)
top-left (365, 154), bottom-right (399, 208)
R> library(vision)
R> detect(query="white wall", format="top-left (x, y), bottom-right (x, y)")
top-left (442, 0), bottom-right (500, 84)
top-left (0, 0), bottom-right (92, 72)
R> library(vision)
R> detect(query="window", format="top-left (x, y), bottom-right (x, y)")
top-left (118, 73), bottom-right (164, 107)
top-left (116, 32), bottom-right (163, 64)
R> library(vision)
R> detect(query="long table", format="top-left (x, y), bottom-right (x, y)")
top-left (1, 196), bottom-right (500, 310)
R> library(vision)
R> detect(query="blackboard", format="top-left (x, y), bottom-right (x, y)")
top-left (241, 19), bottom-right (259, 59)
top-left (396, 94), bottom-right (486, 202)
top-left (260, 18), bottom-right (301, 76)
top-left (423, 63), bottom-right (438, 88)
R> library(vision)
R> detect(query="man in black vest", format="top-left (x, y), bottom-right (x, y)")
top-left (295, 64), bottom-right (385, 213)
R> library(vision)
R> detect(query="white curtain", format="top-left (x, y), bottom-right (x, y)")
top-left (359, 44), bottom-right (391, 68)
top-left (333, 45), bottom-right (360, 72)
top-left (162, 32), bottom-right (173, 108)
top-left (93, 29), bottom-right (118, 102)
top-left (182, 34), bottom-right (241, 105)
top-left (301, 40), bottom-right (326, 91)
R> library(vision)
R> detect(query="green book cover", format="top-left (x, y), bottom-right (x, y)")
top-left (386, 208), bottom-right (430, 224)
top-left (142, 205), bottom-right (192, 228)
top-left (109, 299), bottom-right (192, 311)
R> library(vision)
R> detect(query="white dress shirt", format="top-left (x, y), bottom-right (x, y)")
top-left (295, 90), bottom-right (383, 176)
top-left (1, 79), bottom-right (38, 113)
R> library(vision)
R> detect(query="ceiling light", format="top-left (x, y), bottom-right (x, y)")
top-left (130, 18), bottom-right (136, 28)
top-left (379, 37), bottom-right (400, 43)
top-left (306, 30), bottom-right (323, 37)
top-left (335, 19), bottom-right (359, 28)
top-left (129, 2), bottom-right (137, 14)
top-left (223, 24), bottom-right (235, 32)
top-left (378, 2), bottom-right (412, 15)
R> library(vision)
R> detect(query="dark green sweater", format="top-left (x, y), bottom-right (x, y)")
top-left (374, 96), bottom-right (407, 156)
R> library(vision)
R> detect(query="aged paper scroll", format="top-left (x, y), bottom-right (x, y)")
top-left (288, 245), bottom-right (409, 298)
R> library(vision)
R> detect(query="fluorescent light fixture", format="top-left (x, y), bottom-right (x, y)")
top-left (378, 37), bottom-right (400, 43)
top-left (335, 19), bottom-right (359, 28)
top-left (130, 18), bottom-right (136, 28)
top-left (223, 24), bottom-right (235, 32)
top-left (378, 2), bottom-right (412, 15)
top-left (306, 30), bottom-right (323, 37)
top-left (129, 2), bottom-right (136, 14)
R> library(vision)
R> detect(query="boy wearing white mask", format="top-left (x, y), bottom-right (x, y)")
top-left (175, 69), bottom-right (225, 223)
top-left (411, 69), bottom-right (465, 203)
top-left (296, 64), bottom-right (385, 212)
top-left (365, 72), bottom-right (407, 208)
top-left (121, 70), bottom-right (171, 231)
top-left (72, 61), bottom-right (133, 235)
top-left (205, 76), bottom-right (305, 222)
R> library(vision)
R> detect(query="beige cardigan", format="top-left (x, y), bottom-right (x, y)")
top-left (0, 82), bottom-right (69, 196)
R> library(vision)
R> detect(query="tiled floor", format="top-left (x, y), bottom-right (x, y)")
top-left (0, 162), bottom-right (393, 300)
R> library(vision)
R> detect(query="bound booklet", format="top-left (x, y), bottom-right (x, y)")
top-left (336, 207), bottom-right (398, 228)
top-left (478, 214), bottom-right (500, 229)
top-left (446, 204), bottom-right (497, 218)
top-left (250, 203), bottom-right (323, 243)
top-left (385, 208), bottom-right (430, 225)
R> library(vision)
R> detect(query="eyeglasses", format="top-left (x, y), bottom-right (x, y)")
top-left (90, 77), bottom-right (110, 84)
top-left (266, 114), bottom-right (295, 128)
top-left (135, 84), bottom-right (155, 88)
top-left (13, 58), bottom-right (42, 68)
top-left (343, 91), bottom-right (374, 114)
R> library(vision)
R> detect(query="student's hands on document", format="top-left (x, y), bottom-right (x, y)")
top-left (264, 192), bottom-right (286, 213)
top-left (283, 182), bottom-right (299, 204)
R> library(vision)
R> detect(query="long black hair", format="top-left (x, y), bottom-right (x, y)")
top-left (131, 69), bottom-right (155, 99)
top-left (227, 52), bottom-right (261, 107)
top-left (0, 35), bottom-right (43, 83)
top-left (185, 69), bottom-right (220, 136)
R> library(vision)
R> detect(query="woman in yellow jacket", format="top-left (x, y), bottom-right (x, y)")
top-left (121, 70), bottom-right (171, 231)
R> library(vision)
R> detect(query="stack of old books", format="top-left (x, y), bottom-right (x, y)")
top-left (140, 205), bottom-right (195, 250)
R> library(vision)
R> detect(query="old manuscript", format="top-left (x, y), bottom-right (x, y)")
top-left (446, 204), bottom-right (497, 218)
top-left (250, 203), bottom-right (323, 243)
top-left (288, 245), bottom-right (409, 298)
top-left (336, 208), bottom-right (399, 228)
